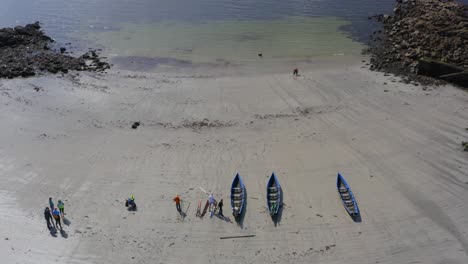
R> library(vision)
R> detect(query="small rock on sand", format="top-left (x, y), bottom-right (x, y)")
top-left (131, 122), bottom-right (140, 129)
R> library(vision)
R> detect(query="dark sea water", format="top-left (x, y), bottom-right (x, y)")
top-left (1, 0), bottom-right (467, 66)
top-left (1, 0), bottom-right (398, 41)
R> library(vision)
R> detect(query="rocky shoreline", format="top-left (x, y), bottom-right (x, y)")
top-left (0, 22), bottom-right (110, 79)
top-left (366, 0), bottom-right (468, 87)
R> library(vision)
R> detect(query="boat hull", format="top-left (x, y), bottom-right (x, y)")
top-left (266, 173), bottom-right (282, 216)
top-left (336, 173), bottom-right (360, 219)
top-left (230, 173), bottom-right (246, 219)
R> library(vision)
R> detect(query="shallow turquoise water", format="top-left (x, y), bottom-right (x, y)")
top-left (86, 17), bottom-right (363, 66)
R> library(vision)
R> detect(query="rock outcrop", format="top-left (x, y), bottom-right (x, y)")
top-left (367, 0), bottom-right (468, 87)
top-left (0, 22), bottom-right (110, 79)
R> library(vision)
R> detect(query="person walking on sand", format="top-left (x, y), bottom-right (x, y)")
top-left (293, 68), bottom-right (299, 76)
top-left (218, 199), bottom-right (224, 218)
top-left (44, 207), bottom-right (53, 229)
top-left (173, 195), bottom-right (181, 213)
top-left (49, 197), bottom-right (54, 212)
top-left (52, 208), bottom-right (62, 230)
top-left (57, 200), bottom-right (65, 218)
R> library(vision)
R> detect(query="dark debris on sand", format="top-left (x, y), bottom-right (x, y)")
top-left (131, 122), bottom-right (141, 129)
top-left (0, 22), bottom-right (110, 79)
top-left (462, 141), bottom-right (468, 152)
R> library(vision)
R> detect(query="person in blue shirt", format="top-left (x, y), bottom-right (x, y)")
top-left (52, 208), bottom-right (62, 229)
top-left (208, 194), bottom-right (215, 210)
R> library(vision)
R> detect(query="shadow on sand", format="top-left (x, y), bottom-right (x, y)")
top-left (127, 205), bottom-right (137, 212)
top-left (60, 229), bottom-right (68, 238)
top-left (351, 213), bottom-right (362, 223)
top-left (183, 202), bottom-right (191, 220)
top-left (63, 217), bottom-right (71, 226)
top-left (49, 226), bottom-right (58, 237)
top-left (49, 226), bottom-right (67, 238)
top-left (216, 213), bottom-right (232, 223)
top-left (179, 211), bottom-right (187, 220)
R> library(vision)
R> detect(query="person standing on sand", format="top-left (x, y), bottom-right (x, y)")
top-left (173, 195), bottom-right (181, 213)
top-left (208, 193), bottom-right (215, 212)
top-left (218, 199), bottom-right (224, 218)
top-left (52, 208), bottom-right (62, 229)
top-left (57, 200), bottom-right (65, 218)
top-left (49, 197), bottom-right (54, 212)
top-left (44, 207), bottom-right (53, 229)
top-left (293, 68), bottom-right (299, 76)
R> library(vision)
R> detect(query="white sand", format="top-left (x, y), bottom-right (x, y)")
top-left (1, 59), bottom-right (468, 264)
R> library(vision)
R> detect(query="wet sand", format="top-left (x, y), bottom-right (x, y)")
top-left (1, 59), bottom-right (468, 263)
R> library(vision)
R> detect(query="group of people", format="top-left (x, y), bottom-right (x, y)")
top-left (125, 195), bottom-right (137, 211)
top-left (174, 194), bottom-right (224, 218)
top-left (208, 194), bottom-right (224, 218)
top-left (44, 194), bottom-right (226, 229)
top-left (44, 197), bottom-right (65, 230)
top-left (121, 193), bottom-right (228, 219)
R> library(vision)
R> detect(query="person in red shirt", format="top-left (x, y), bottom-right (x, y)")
top-left (173, 195), bottom-right (181, 213)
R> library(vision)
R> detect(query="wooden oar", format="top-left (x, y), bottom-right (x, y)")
top-left (220, 235), bottom-right (255, 239)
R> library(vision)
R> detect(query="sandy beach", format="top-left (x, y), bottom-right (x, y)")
top-left (1, 58), bottom-right (468, 263)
